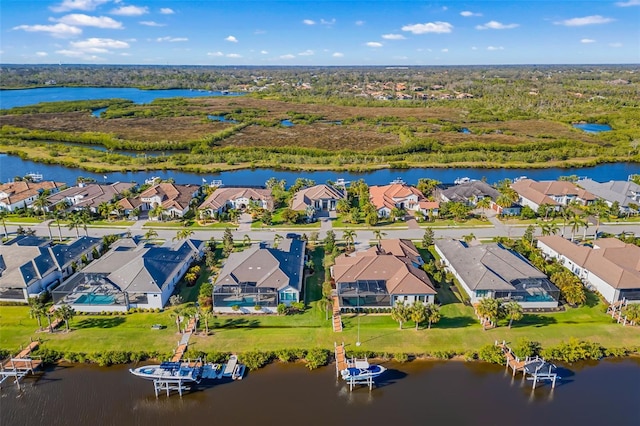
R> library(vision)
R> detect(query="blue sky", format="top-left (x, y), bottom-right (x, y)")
top-left (1, 0), bottom-right (639, 65)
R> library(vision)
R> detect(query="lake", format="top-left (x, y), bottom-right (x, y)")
top-left (1, 154), bottom-right (639, 187)
top-left (0, 87), bottom-right (242, 110)
top-left (2, 359), bottom-right (639, 426)
top-left (573, 123), bottom-right (613, 133)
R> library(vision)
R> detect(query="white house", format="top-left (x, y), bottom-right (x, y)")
top-left (537, 236), bottom-right (640, 304)
top-left (576, 178), bottom-right (640, 216)
top-left (290, 184), bottom-right (345, 217)
top-left (0, 181), bottom-right (65, 212)
top-left (139, 183), bottom-right (199, 218)
top-left (198, 187), bottom-right (273, 217)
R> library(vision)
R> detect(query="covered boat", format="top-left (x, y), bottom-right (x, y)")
top-left (129, 361), bottom-right (201, 382)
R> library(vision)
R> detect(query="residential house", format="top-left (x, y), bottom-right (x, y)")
top-left (0, 236), bottom-right (101, 303)
top-left (576, 178), bottom-right (640, 215)
top-left (290, 184), bottom-right (345, 218)
top-left (438, 181), bottom-right (520, 215)
top-left (47, 182), bottom-right (136, 213)
top-left (434, 239), bottom-right (559, 308)
top-left (512, 179), bottom-right (596, 211)
top-left (369, 183), bottom-right (426, 218)
top-left (139, 183), bottom-right (199, 219)
top-left (416, 201), bottom-right (440, 219)
top-left (537, 236), bottom-right (640, 304)
top-left (53, 238), bottom-right (205, 312)
top-left (213, 236), bottom-right (306, 313)
top-left (0, 181), bottom-right (65, 212)
top-left (198, 187), bottom-right (273, 218)
top-left (332, 239), bottom-right (436, 310)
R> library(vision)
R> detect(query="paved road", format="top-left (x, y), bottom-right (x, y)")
top-left (4, 218), bottom-right (639, 247)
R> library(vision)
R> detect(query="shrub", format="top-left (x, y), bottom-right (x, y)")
top-left (231, 304), bottom-right (240, 312)
top-left (35, 348), bottom-right (62, 364)
top-left (513, 339), bottom-right (542, 359)
top-left (463, 351), bottom-right (478, 362)
top-left (254, 305), bottom-right (262, 311)
top-left (478, 345), bottom-right (505, 364)
top-left (277, 303), bottom-right (287, 315)
top-left (394, 352), bottom-right (409, 363)
top-left (432, 350), bottom-right (454, 360)
top-left (276, 348), bottom-right (306, 363)
top-left (305, 348), bottom-right (330, 370)
top-left (541, 339), bottom-right (604, 362)
top-left (205, 351), bottom-right (230, 364)
top-left (241, 351), bottom-right (273, 371)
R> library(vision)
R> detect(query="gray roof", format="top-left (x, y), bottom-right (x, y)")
top-left (435, 239), bottom-right (550, 291)
top-left (440, 181), bottom-right (501, 203)
top-left (577, 178), bottom-right (640, 208)
top-left (81, 238), bottom-right (203, 293)
top-left (215, 238), bottom-right (305, 291)
top-left (50, 236), bottom-right (101, 268)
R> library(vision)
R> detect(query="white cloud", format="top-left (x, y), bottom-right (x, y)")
top-left (476, 21), bottom-right (519, 30)
top-left (298, 49), bottom-right (314, 56)
top-left (160, 7), bottom-right (175, 14)
top-left (615, 0), bottom-right (640, 6)
top-left (554, 15), bottom-right (614, 26)
top-left (441, 48), bottom-right (448, 52)
top-left (111, 5), bottom-right (148, 16)
top-left (460, 11), bottom-right (482, 17)
top-left (280, 54), bottom-right (295, 59)
top-left (332, 52), bottom-right (344, 57)
top-left (36, 51), bottom-right (49, 57)
top-left (71, 37), bottom-right (129, 50)
top-left (50, 0), bottom-right (109, 13)
top-left (139, 21), bottom-right (164, 27)
top-left (355, 20), bottom-right (365, 26)
top-left (402, 22), bottom-right (453, 34)
top-left (55, 48), bottom-right (104, 61)
top-left (55, 14), bottom-right (123, 29)
top-left (366, 41), bottom-right (383, 47)
top-left (609, 42), bottom-right (623, 47)
top-left (487, 46), bottom-right (504, 51)
top-left (382, 34), bottom-right (405, 40)
top-left (156, 36), bottom-right (188, 42)
top-left (320, 18), bottom-right (336, 26)
top-left (580, 38), bottom-right (596, 43)
top-left (226, 53), bottom-right (242, 58)
top-left (225, 35), bottom-right (238, 43)
top-left (471, 46), bottom-right (478, 50)
top-left (260, 50), bottom-right (268, 54)
top-left (207, 51), bottom-right (224, 56)
top-left (302, 19), bottom-right (315, 25)
top-left (13, 23), bottom-right (82, 38)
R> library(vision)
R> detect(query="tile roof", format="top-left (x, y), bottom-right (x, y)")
top-left (48, 183), bottom-right (135, 210)
top-left (199, 187), bottom-right (274, 211)
top-left (140, 183), bottom-right (198, 211)
top-left (440, 181), bottom-right (501, 203)
top-left (538, 236), bottom-right (640, 290)
top-left (577, 179), bottom-right (640, 208)
top-left (512, 179), bottom-right (596, 206)
top-left (290, 184), bottom-right (345, 211)
top-left (0, 181), bottom-right (65, 206)
top-left (435, 239), bottom-right (550, 291)
top-left (369, 183), bottom-right (425, 211)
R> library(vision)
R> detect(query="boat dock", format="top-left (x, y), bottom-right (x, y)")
top-left (0, 341), bottom-right (43, 389)
top-left (170, 316), bottom-right (199, 362)
top-left (334, 342), bottom-right (380, 391)
top-left (332, 296), bottom-right (343, 332)
top-left (496, 340), bottom-right (559, 389)
top-left (607, 299), bottom-right (636, 326)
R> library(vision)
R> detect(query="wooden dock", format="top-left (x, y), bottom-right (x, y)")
top-left (334, 342), bottom-right (348, 376)
top-left (496, 340), bottom-right (558, 389)
top-left (332, 296), bottom-right (343, 332)
top-left (0, 341), bottom-right (43, 389)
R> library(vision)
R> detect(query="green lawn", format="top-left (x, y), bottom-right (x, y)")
top-left (421, 218), bottom-right (491, 228)
top-left (304, 246), bottom-right (324, 305)
top-left (332, 216), bottom-right (406, 229)
top-left (3, 216), bottom-right (42, 224)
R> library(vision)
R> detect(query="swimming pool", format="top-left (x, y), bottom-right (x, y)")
top-left (75, 294), bottom-right (116, 305)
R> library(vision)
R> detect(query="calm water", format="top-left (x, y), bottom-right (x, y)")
top-left (1, 153), bottom-right (638, 187)
top-left (573, 123), bottom-right (613, 133)
top-left (0, 87), bottom-right (242, 110)
top-left (2, 359), bottom-right (639, 426)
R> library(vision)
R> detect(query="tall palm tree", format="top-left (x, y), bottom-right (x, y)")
top-left (568, 214), bottom-right (587, 242)
top-left (373, 229), bottom-right (386, 244)
top-left (476, 298), bottom-right (501, 329)
top-left (316, 297), bottom-right (331, 321)
top-left (67, 213), bottom-right (82, 238)
top-left (273, 234), bottom-right (283, 248)
top-left (144, 229), bottom-right (158, 241)
top-left (503, 301), bottom-right (523, 328)
top-left (55, 305), bottom-right (76, 332)
top-left (426, 303), bottom-right (441, 329)
top-left (243, 234), bottom-right (252, 247)
top-left (342, 229), bottom-right (356, 251)
top-left (410, 301), bottom-right (427, 330)
top-left (390, 301), bottom-right (410, 330)
top-left (623, 303), bottom-right (640, 324)
top-left (150, 204), bottom-right (166, 221)
top-left (476, 197), bottom-right (491, 219)
top-left (462, 233), bottom-right (476, 244)
top-left (559, 205), bottom-right (571, 237)
top-left (0, 210), bottom-right (8, 243)
top-left (54, 211), bottom-right (64, 241)
top-left (28, 298), bottom-right (46, 330)
top-left (173, 228), bottom-right (194, 241)
top-left (79, 210), bottom-right (91, 236)
top-left (540, 221), bottom-right (560, 236)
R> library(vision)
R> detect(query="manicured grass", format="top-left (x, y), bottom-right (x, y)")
top-left (304, 246), bottom-right (324, 305)
top-left (3, 216), bottom-right (43, 224)
top-left (332, 216), bottom-right (406, 229)
top-left (420, 218), bottom-right (491, 228)
top-left (90, 220), bottom-right (135, 227)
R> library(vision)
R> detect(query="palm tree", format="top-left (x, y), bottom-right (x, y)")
top-left (462, 233), bottom-right (476, 244)
top-left (0, 210), bottom-right (8, 243)
top-left (476, 298), bottom-right (501, 329)
top-left (476, 197), bottom-right (491, 219)
top-left (426, 303), bottom-right (441, 329)
top-left (342, 229), bottom-right (356, 251)
top-left (568, 214), bottom-right (587, 242)
top-left (243, 234), bottom-right (252, 247)
top-left (390, 301), bottom-right (410, 330)
top-left (55, 305), bottom-right (76, 332)
top-left (144, 229), bottom-right (158, 241)
top-left (336, 198), bottom-right (351, 214)
top-left (623, 303), bottom-right (640, 324)
top-left (173, 228), bottom-right (194, 241)
top-left (198, 307), bottom-right (214, 335)
top-left (54, 212), bottom-right (64, 241)
top-left (559, 205), bottom-right (571, 237)
top-left (28, 298), bottom-right (46, 330)
top-left (316, 297), bottom-right (331, 321)
top-left (32, 193), bottom-right (49, 218)
top-left (410, 301), bottom-right (427, 330)
top-left (227, 208), bottom-right (240, 224)
top-left (495, 195), bottom-right (513, 211)
top-left (373, 229), bottom-right (386, 244)
top-left (150, 204), bottom-right (166, 221)
top-left (540, 221), bottom-right (560, 236)
top-left (273, 234), bottom-right (283, 248)
top-left (79, 210), bottom-right (91, 236)
top-left (67, 213), bottom-right (82, 238)
top-left (503, 301), bottom-right (523, 328)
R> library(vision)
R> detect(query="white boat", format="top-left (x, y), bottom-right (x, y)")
top-left (232, 363), bottom-right (246, 380)
top-left (145, 176), bottom-right (161, 185)
top-left (340, 358), bottom-right (386, 381)
top-left (129, 361), bottom-right (201, 382)
top-left (25, 172), bottom-right (43, 182)
top-left (222, 354), bottom-right (238, 377)
top-left (454, 177), bottom-right (476, 185)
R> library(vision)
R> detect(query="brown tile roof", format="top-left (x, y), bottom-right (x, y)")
top-left (538, 236), bottom-right (640, 290)
top-left (47, 183), bottom-right (135, 210)
top-left (369, 183), bottom-right (425, 211)
top-left (140, 183), bottom-right (198, 211)
top-left (199, 187), bottom-right (274, 211)
top-left (332, 240), bottom-right (436, 296)
top-left (512, 179), bottom-right (596, 206)
top-left (0, 181), bottom-right (65, 206)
